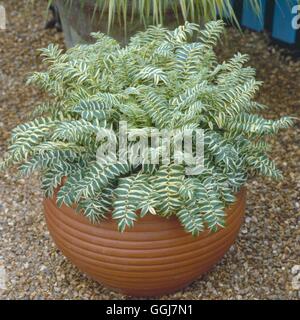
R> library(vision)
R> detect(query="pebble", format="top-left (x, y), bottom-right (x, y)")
top-left (292, 274), bottom-right (300, 291)
top-left (40, 265), bottom-right (47, 272)
top-left (241, 228), bottom-right (248, 234)
top-left (245, 217), bottom-right (251, 224)
top-left (0, 266), bottom-right (6, 291)
top-left (251, 216), bottom-right (258, 224)
top-left (291, 265), bottom-right (300, 275)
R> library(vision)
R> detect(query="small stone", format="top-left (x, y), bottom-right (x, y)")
top-left (251, 216), bottom-right (258, 223)
top-left (40, 265), bottom-right (47, 272)
top-left (241, 228), bottom-right (248, 234)
top-left (291, 265), bottom-right (300, 275)
top-left (292, 274), bottom-right (300, 291)
top-left (245, 217), bottom-right (251, 224)
top-left (0, 266), bottom-right (6, 290)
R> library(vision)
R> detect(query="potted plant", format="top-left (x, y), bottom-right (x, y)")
top-left (53, 0), bottom-right (243, 47)
top-left (1, 21), bottom-right (293, 297)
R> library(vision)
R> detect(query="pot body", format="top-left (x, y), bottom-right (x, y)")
top-left (55, 0), bottom-right (183, 47)
top-left (43, 187), bottom-right (246, 297)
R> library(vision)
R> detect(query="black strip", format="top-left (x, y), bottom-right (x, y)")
top-left (0, 300), bottom-right (297, 317)
top-left (222, 0), bottom-right (243, 27)
top-left (233, 0), bottom-right (243, 26)
top-left (296, 26), bottom-right (300, 49)
top-left (264, 0), bottom-right (275, 32)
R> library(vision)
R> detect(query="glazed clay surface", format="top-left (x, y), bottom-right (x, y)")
top-left (44, 187), bottom-right (246, 297)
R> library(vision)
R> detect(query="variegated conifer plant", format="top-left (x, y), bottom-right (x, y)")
top-left (0, 21), bottom-right (293, 235)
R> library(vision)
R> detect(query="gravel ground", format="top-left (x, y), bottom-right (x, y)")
top-left (0, 0), bottom-right (299, 300)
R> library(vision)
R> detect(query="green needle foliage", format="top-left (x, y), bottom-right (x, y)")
top-left (1, 21), bottom-right (293, 235)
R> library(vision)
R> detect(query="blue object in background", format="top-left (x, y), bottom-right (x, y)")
top-left (241, 0), bottom-right (267, 31)
top-left (272, 0), bottom-right (299, 44)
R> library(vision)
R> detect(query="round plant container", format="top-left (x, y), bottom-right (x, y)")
top-left (43, 187), bottom-right (246, 297)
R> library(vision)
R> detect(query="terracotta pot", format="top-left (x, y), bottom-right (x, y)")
top-left (43, 187), bottom-right (246, 297)
top-left (55, 0), bottom-right (184, 47)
